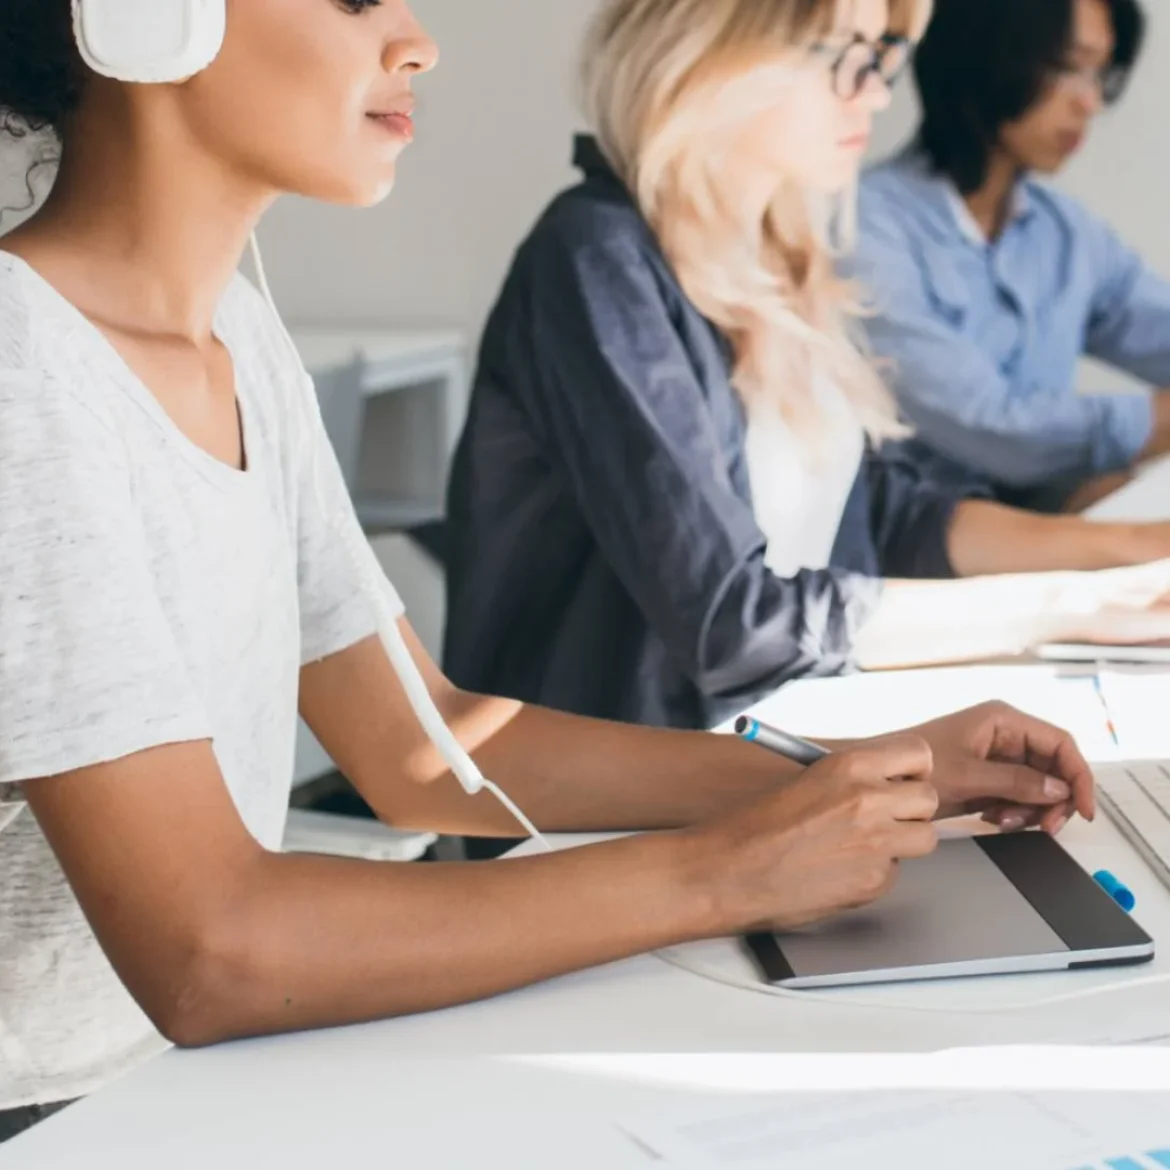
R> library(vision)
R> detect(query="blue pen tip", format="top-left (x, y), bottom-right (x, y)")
top-left (737, 717), bottom-right (759, 742)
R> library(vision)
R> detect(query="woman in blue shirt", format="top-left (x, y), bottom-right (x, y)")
top-left (446, 0), bottom-right (1170, 731)
top-left (854, 0), bottom-right (1170, 511)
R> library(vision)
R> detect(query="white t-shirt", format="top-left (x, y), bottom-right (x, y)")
top-left (744, 378), bottom-right (866, 577)
top-left (0, 252), bottom-right (402, 1109)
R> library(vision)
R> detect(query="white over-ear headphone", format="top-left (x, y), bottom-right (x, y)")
top-left (72, 0), bottom-right (226, 84)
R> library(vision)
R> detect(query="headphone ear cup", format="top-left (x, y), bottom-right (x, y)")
top-left (72, 0), bottom-right (226, 84)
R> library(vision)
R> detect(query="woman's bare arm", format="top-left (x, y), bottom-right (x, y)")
top-left (297, 625), bottom-right (794, 838)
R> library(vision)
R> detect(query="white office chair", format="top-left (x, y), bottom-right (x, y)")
top-left (282, 808), bottom-right (436, 863)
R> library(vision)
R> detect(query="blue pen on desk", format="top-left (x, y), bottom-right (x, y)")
top-left (1092, 669), bottom-right (1121, 748)
top-left (735, 716), bottom-right (829, 766)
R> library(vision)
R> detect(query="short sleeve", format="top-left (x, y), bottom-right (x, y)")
top-left (0, 374), bottom-right (212, 785)
top-left (294, 379), bottom-right (405, 666)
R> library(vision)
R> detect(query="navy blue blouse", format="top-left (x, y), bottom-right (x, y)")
top-left (444, 137), bottom-right (967, 730)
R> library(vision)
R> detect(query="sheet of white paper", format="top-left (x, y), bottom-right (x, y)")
top-left (1096, 668), bottom-right (1170, 761)
top-left (1087, 454), bottom-right (1170, 523)
top-left (623, 1091), bottom-right (1170, 1169)
top-left (732, 664), bottom-right (1122, 763)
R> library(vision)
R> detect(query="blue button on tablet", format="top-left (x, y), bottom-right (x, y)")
top-left (1094, 870), bottom-right (1136, 913)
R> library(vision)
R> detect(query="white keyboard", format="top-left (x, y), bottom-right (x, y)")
top-left (1095, 761), bottom-right (1170, 891)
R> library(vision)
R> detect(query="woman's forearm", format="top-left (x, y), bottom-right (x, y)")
top-left (947, 500), bottom-right (1165, 576)
top-left (379, 696), bottom-right (799, 836)
top-left (853, 574), bottom-right (1065, 670)
top-left (303, 635), bottom-right (798, 839)
top-left (164, 831), bottom-right (715, 1046)
top-left (857, 555), bottom-right (1170, 672)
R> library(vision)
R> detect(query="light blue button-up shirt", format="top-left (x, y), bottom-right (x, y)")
top-left (851, 151), bottom-right (1170, 504)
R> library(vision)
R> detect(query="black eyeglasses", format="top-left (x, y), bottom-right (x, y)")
top-left (1049, 61), bottom-right (1131, 106)
top-left (812, 33), bottom-right (912, 100)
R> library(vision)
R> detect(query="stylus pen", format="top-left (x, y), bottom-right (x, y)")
top-left (734, 716), bottom-right (829, 766)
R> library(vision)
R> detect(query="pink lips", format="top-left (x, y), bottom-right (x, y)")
top-left (367, 111), bottom-right (415, 142)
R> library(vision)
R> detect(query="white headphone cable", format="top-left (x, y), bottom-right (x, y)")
top-left (246, 234), bottom-right (551, 851)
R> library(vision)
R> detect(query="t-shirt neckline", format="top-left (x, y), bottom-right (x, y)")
top-left (0, 250), bottom-right (260, 491)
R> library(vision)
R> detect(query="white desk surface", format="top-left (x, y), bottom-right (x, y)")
top-left (1087, 452), bottom-right (1170, 523)
top-left (8, 1049), bottom-right (1170, 1169)
top-left (9, 664), bottom-right (1170, 1168)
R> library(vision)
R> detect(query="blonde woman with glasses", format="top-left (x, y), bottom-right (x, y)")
top-left (446, 0), bottom-right (1170, 734)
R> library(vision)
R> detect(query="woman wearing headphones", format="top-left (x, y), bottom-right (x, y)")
top-left (445, 0), bottom-right (1170, 732)
top-left (0, 0), bottom-right (1109, 1135)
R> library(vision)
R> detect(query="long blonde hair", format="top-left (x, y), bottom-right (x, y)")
top-left (581, 0), bottom-right (931, 440)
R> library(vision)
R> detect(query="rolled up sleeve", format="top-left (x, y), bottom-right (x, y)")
top-left (864, 448), bottom-right (973, 579)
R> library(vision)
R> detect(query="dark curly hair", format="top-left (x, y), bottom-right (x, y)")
top-left (914, 0), bottom-right (1146, 194)
top-left (0, 0), bottom-right (82, 220)
top-left (0, 0), bottom-right (83, 141)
